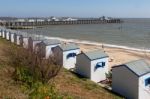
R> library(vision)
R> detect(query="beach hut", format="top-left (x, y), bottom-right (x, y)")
top-left (21, 32), bottom-right (31, 49)
top-left (112, 59), bottom-right (150, 99)
top-left (23, 36), bottom-right (32, 49)
top-left (6, 30), bottom-right (11, 40)
top-left (2, 30), bottom-right (6, 38)
top-left (0, 28), bottom-right (2, 37)
top-left (16, 33), bottom-right (23, 46)
top-left (76, 50), bottom-right (109, 82)
top-left (52, 43), bottom-right (80, 70)
top-left (28, 37), bottom-right (45, 52)
top-left (35, 39), bottom-right (61, 59)
top-left (10, 32), bottom-right (17, 43)
top-left (0, 29), bottom-right (2, 37)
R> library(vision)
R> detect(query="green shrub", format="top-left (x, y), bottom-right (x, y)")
top-left (13, 66), bottom-right (34, 88)
top-left (29, 82), bottom-right (63, 99)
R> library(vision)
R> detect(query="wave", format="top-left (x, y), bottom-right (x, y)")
top-left (35, 35), bottom-right (150, 53)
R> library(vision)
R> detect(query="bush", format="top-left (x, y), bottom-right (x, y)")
top-left (5, 45), bottom-right (63, 98)
top-left (7, 46), bottom-right (62, 84)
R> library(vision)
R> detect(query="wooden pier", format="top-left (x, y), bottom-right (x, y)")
top-left (0, 19), bottom-right (122, 29)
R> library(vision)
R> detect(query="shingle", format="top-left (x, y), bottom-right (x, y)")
top-left (84, 50), bottom-right (108, 60)
top-left (59, 43), bottom-right (79, 51)
top-left (124, 59), bottom-right (150, 77)
top-left (42, 39), bottom-right (60, 45)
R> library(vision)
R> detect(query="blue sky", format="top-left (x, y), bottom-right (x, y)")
top-left (0, 0), bottom-right (150, 18)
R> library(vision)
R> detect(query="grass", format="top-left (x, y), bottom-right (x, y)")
top-left (0, 38), bottom-right (123, 99)
top-left (52, 69), bottom-right (123, 99)
top-left (0, 38), bottom-right (28, 99)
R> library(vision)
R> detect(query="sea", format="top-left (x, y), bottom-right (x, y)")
top-left (20, 18), bottom-right (150, 51)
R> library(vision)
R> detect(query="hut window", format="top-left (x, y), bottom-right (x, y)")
top-left (95, 62), bottom-right (105, 70)
top-left (66, 53), bottom-right (76, 59)
top-left (145, 77), bottom-right (150, 86)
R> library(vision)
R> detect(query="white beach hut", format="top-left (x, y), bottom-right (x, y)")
top-left (2, 30), bottom-right (6, 38)
top-left (0, 29), bottom-right (2, 37)
top-left (76, 50), bottom-right (109, 82)
top-left (52, 43), bottom-right (80, 70)
top-left (28, 37), bottom-right (45, 52)
top-left (10, 32), bottom-right (17, 43)
top-left (21, 32), bottom-right (31, 49)
top-left (6, 30), bottom-right (11, 40)
top-left (16, 32), bottom-right (23, 46)
top-left (35, 39), bottom-right (61, 59)
top-left (23, 36), bottom-right (32, 49)
top-left (112, 59), bottom-right (150, 99)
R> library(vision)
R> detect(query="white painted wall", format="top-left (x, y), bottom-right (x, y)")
top-left (6, 31), bottom-right (10, 40)
top-left (23, 38), bottom-right (29, 49)
top-left (76, 54), bottom-right (91, 78)
top-left (63, 49), bottom-right (80, 69)
top-left (91, 57), bottom-right (109, 82)
top-left (16, 35), bottom-right (21, 45)
top-left (112, 66), bottom-right (139, 99)
top-left (2, 30), bottom-right (5, 38)
top-left (139, 73), bottom-right (150, 99)
top-left (0, 30), bottom-right (2, 36)
top-left (10, 33), bottom-right (16, 43)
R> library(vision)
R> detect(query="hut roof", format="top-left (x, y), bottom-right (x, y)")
top-left (83, 50), bottom-right (108, 61)
top-left (113, 59), bottom-right (150, 77)
top-left (59, 43), bottom-right (79, 51)
top-left (31, 36), bottom-right (45, 41)
top-left (42, 39), bottom-right (60, 45)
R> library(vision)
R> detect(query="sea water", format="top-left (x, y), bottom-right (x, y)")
top-left (21, 18), bottom-right (150, 51)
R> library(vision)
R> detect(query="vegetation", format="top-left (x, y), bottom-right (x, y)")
top-left (0, 38), bottom-right (123, 99)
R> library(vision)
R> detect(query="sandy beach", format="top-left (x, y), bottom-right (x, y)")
top-left (78, 43), bottom-right (150, 69)
top-left (44, 36), bottom-right (150, 69)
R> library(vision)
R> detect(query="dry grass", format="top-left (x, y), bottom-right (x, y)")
top-left (0, 38), bottom-right (28, 99)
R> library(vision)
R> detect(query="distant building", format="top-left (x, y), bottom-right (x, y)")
top-left (16, 19), bottom-right (26, 22)
top-left (76, 50), bottom-right (109, 82)
top-left (47, 19), bottom-right (51, 21)
top-left (63, 17), bottom-right (78, 21)
top-left (35, 39), bottom-right (61, 59)
top-left (52, 43), bottom-right (80, 70)
top-left (51, 17), bottom-right (59, 21)
top-left (28, 19), bottom-right (36, 22)
top-left (112, 59), bottom-right (150, 99)
top-left (36, 19), bottom-right (45, 22)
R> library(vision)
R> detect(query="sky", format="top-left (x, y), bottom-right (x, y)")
top-left (0, 0), bottom-right (150, 18)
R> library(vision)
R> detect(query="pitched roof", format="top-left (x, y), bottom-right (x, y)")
top-left (84, 50), bottom-right (108, 60)
top-left (114, 59), bottom-right (150, 77)
top-left (59, 43), bottom-right (79, 51)
top-left (42, 39), bottom-right (60, 45)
